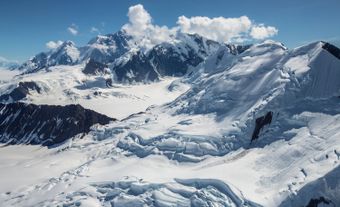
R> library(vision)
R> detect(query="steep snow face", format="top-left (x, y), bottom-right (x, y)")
top-left (113, 50), bottom-right (160, 82)
top-left (173, 41), bottom-right (340, 122)
top-left (198, 45), bottom-right (238, 74)
top-left (284, 41), bottom-right (340, 99)
top-left (111, 33), bottom-right (223, 83)
top-left (173, 41), bottom-right (288, 118)
top-left (49, 41), bottom-right (80, 65)
top-left (185, 43), bottom-right (251, 83)
top-left (80, 30), bottom-right (132, 64)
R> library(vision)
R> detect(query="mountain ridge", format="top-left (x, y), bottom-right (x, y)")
top-left (15, 30), bottom-right (254, 83)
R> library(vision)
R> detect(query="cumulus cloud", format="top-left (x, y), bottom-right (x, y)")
top-left (125, 4), bottom-right (152, 35)
top-left (122, 4), bottom-right (175, 48)
top-left (121, 4), bottom-right (278, 45)
top-left (46, 40), bottom-right (63, 49)
top-left (177, 16), bottom-right (252, 42)
top-left (250, 24), bottom-right (278, 40)
top-left (67, 24), bottom-right (78, 36)
top-left (177, 16), bottom-right (279, 42)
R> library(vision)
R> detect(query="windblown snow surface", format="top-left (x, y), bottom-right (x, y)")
top-left (0, 41), bottom-right (339, 207)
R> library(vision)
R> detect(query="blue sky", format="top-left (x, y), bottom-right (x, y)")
top-left (0, 0), bottom-right (339, 62)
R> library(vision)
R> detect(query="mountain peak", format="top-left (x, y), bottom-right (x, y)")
top-left (60, 40), bottom-right (76, 47)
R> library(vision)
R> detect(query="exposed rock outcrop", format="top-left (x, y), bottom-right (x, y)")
top-left (251, 111), bottom-right (273, 141)
top-left (0, 81), bottom-right (41, 102)
top-left (83, 59), bottom-right (109, 75)
top-left (0, 102), bottom-right (115, 146)
top-left (322, 42), bottom-right (340, 60)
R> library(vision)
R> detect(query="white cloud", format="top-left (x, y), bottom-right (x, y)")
top-left (46, 40), bottom-right (63, 49)
top-left (176, 16), bottom-right (279, 43)
top-left (121, 4), bottom-right (278, 45)
top-left (126, 4), bottom-right (152, 32)
top-left (250, 24), bottom-right (278, 40)
top-left (90, 27), bottom-right (100, 34)
top-left (67, 24), bottom-right (78, 36)
top-left (122, 4), bottom-right (175, 49)
top-left (177, 15), bottom-right (252, 42)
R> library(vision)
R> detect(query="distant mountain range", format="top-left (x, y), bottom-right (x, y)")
top-left (16, 30), bottom-right (250, 83)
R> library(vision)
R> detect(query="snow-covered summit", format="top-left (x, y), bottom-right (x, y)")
top-left (17, 40), bottom-right (80, 73)
top-left (49, 41), bottom-right (80, 65)
top-left (16, 30), bottom-right (247, 82)
top-left (80, 30), bottom-right (132, 64)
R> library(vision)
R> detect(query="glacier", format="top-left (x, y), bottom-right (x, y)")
top-left (0, 35), bottom-right (339, 207)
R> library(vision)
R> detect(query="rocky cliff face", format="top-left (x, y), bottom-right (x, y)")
top-left (0, 81), bottom-right (42, 102)
top-left (0, 103), bottom-right (115, 146)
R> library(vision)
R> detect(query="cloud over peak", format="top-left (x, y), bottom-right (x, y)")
top-left (46, 40), bottom-right (63, 49)
top-left (122, 4), bottom-right (278, 45)
top-left (177, 15), bottom-right (253, 42)
top-left (250, 24), bottom-right (278, 40)
top-left (122, 4), bottom-right (175, 49)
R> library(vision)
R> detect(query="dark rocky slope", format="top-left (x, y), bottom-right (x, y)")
top-left (0, 81), bottom-right (41, 102)
top-left (322, 42), bottom-right (340, 59)
top-left (83, 59), bottom-right (109, 75)
top-left (0, 103), bottom-right (115, 146)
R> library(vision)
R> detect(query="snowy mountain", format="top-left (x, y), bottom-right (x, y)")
top-left (80, 30), bottom-right (131, 64)
top-left (0, 34), bottom-right (340, 206)
top-left (18, 41), bottom-right (80, 73)
top-left (15, 31), bottom-right (231, 82)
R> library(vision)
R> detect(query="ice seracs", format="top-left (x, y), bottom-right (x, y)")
top-left (0, 37), bottom-right (340, 206)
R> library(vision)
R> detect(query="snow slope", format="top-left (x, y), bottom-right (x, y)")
top-left (0, 64), bottom-right (190, 119)
top-left (0, 41), bottom-right (339, 206)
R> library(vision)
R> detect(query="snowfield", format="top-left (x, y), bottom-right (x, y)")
top-left (0, 65), bottom-right (189, 119)
top-left (0, 40), bottom-right (339, 206)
